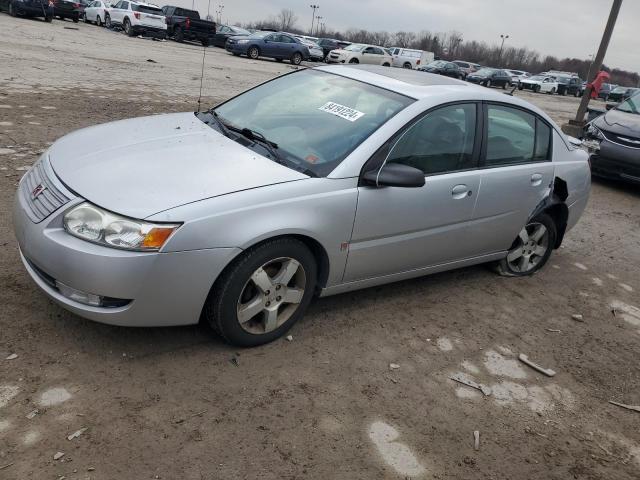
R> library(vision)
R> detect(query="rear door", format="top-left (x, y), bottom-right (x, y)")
top-left (344, 102), bottom-right (483, 282)
top-left (471, 103), bottom-right (555, 255)
top-left (110, 0), bottom-right (125, 22)
top-left (361, 46), bottom-right (382, 65)
top-left (134, 3), bottom-right (164, 28)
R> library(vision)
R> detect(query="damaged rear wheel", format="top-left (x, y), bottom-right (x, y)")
top-left (495, 213), bottom-right (556, 277)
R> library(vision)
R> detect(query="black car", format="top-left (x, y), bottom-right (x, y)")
top-left (317, 38), bottom-right (350, 61)
top-left (466, 68), bottom-right (512, 88)
top-left (212, 24), bottom-right (251, 48)
top-left (52, 0), bottom-right (83, 21)
top-left (554, 75), bottom-right (583, 97)
top-left (608, 86), bottom-right (640, 103)
top-left (0, 0), bottom-right (53, 21)
top-left (418, 60), bottom-right (463, 79)
top-left (584, 93), bottom-right (640, 184)
top-left (162, 6), bottom-right (216, 46)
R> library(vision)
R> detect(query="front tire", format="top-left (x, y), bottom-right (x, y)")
top-left (348, 57), bottom-right (359, 64)
top-left (204, 238), bottom-right (317, 347)
top-left (403, 62), bottom-right (412, 69)
top-left (96, 14), bottom-right (102, 26)
top-left (174, 26), bottom-right (184, 42)
top-left (549, 87), bottom-right (556, 95)
top-left (248, 46), bottom-right (259, 59)
top-left (495, 213), bottom-right (557, 277)
top-left (534, 85), bottom-right (541, 93)
top-left (104, 13), bottom-right (111, 28)
top-left (123, 18), bottom-right (134, 36)
top-left (486, 80), bottom-right (492, 88)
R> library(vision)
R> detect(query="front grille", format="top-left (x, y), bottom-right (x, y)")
top-left (20, 157), bottom-right (71, 223)
top-left (602, 130), bottom-right (640, 149)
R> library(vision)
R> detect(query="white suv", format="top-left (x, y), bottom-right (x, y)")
top-left (105, 1), bottom-right (166, 38)
top-left (519, 75), bottom-right (558, 94)
top-left (389, 48), bottom-right (434, 69)
top-left (326, 44), bottom-right (392, 66)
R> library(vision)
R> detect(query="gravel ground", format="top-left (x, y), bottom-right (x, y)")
top-left (1, 14), bottom-right (639, 480)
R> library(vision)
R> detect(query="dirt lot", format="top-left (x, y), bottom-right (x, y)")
top-left (1, 14), bottom-right (639, 480)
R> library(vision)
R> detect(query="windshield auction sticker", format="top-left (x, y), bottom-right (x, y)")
top-left (318, 102), bottom-right (365, 122)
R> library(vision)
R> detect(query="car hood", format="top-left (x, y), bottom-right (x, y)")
top-left (594, 108), bottom-right (640, 137)
top-left (48, 112), bottom-right (307, 219)
top-left (522, 79), bottom-right (542, 84)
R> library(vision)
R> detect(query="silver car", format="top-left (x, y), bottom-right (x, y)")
top-left (13, 65), bottom-right (591, 346)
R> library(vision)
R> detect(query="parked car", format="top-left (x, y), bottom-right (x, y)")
top-left (83, 0), bottom-right (109, 25)
top-left (554, 75), bottom-right (583, 97)
top-left (316, 38), bottom-right (350, 61)
top-left (389, 48), bottom-right (434, 69)
top-left (466, 68), bottom-right (513, 88)
top-left (294, 37), bottom-right (324, 62)
top-left (608, 86), bottom-right (640, 103)
top-left (325, 44), bottom-right (392, 66)
top-left (504, 69), bottom-right (530, 85)
top-left (12, 65), bottom-right (590, 347)
top-left (452, 60), bottom-right (477, 79)
top-left (161, 5), bottom-right (215, 46)
top-left (212, 24), bottom-right (250, 48)
top-left (105, 0), bottom-right (166, 38)
top-left (597, 83), bottom-right (616, 101)
top-left (418, 60), bottom-right (463, 79)
top-left (519, 75), bottom-right (558, 93)
top-left (583, 92), bottom-right (640, 184)
top-left (226, 31), bottom-right (309, 65)
top-left (52, 0), bottom-right (84, 22)
top-left (0, 0), bottom-right (53, 20)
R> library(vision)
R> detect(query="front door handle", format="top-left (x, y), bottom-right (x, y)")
top-left (531, 173), bottom-right (543, 186)
top-left (451, 184), bottom-right (471, 199)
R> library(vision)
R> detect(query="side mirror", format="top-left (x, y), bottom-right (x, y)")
top-left (362, 163), bottom-right (425, 188)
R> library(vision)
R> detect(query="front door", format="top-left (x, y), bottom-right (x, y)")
top-left (344, 103), bottom-right (482, 282)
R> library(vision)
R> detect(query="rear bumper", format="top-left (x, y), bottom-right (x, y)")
top-left (132, 25), bottom-right (167, 37)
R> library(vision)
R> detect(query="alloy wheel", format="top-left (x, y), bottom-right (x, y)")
top-left (506, 222), bottom-right (549, 273)
top-left (236, 257), bottom-right (306, 334)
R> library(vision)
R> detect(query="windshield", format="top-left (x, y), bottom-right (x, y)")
top-left (475, 68), bottom-right (496, 75)
top-left (616, 93), bottom-right (640, 114)
top-left (555, 76), bottom-right (571, 84)
top-left (344, 44), bottom-right (365, 52)
top-left (230, 26), bottom-right (250, 35)
top-left (611, 86), bottom-right (627, 94)
top-left (249, 31), bottom-right (270, 39)
top-left (427, 60), bottom-right (448, 68)
top-left (211, 69), bottom-right (413, 177)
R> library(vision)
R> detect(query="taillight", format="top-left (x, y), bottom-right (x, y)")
top-left (185, 17), bottom-right (190, 28)
top-left (416, 60), bottom-right (420, 65)
top-left (133, 11), bottom-right (140, 19)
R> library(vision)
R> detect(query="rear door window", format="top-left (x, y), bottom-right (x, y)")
top-left (485, 105), bottom-right (552, 166)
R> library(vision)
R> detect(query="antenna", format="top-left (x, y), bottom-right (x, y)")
top-left (197, 0), bottom-right (212, 112)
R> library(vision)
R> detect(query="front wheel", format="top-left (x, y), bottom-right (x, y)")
top-left (348, 57), bottom-right (359, 64)
top-left (204, 238), bottom-right (317, 347)
top-left (248, 46), bottom-right (259, 59)
top-left (72, 13), bottom-right (79, 22)
top-left (495, 213), bottom-right (557, 277)
top-left (403, 62), bottom-right (412, 69)
top-left (96, 15), bottom-right (102, 26)
top-left (174, 26), bottom-right (184, 42)
top-left (201, 37), bottom-right (210, 47)
top-left (290, 52), bottom-right (302, 65)
top-left (382, 62), bottom-right (390, 67)
top-left (486, 80), bottom-right (492, 88)
top-left (518, 84), bottom-right (524, 90)
top-left (104, 13), bottom-right (111, 28)
top-left (549, 87), bottom-right (556, 95)
top-left (534, 85), bottom-right (541, 93)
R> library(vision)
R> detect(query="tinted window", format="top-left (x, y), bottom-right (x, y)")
top-left (486, 106), bottom-right (536, 166)
top-left (387, 104), bottom-right (477, 175)
top-left (279, 35), bottom-right (295, 43)
top-left (120, 1), bottom-right (128, 9)
top-left (534, 119), bottom-right (551, 160)
top-left (132, 4), bottom-right (162, 14)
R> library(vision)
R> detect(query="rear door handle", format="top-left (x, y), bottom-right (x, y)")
top-left (531, 173), bottom-right (543, 186)
top-left (451, 184), bottom-right (471, 199)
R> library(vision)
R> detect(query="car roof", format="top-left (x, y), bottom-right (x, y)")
top-left (315, 65), bottom-right (555, 118)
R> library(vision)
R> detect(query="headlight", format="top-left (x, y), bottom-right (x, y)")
top-left (236, 39), bottom-right (249, 44)
top-left (586, 123), bottom-right (605, 141)
top-left (64, 202), bottom-right (180, 251)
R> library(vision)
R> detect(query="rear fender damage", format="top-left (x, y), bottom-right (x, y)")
top-left (528, 177), bottom-right (569, 249)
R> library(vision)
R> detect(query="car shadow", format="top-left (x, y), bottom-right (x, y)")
top-left (592, 176), bottom-right (640, 198)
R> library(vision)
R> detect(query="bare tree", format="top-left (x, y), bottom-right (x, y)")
top-left (393, 31), bottom-right (415, 48)
top-left (275, 8), bottom-right (298, 32)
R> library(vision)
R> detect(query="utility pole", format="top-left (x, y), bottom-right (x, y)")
top-left (563, 0), bottom-right (623, 136)
top-left (309, 4), bottom-right (319, 35)
top-left (498, 34), bottom-right (509, 61)
top-left (315, 16), bottom-right (323, 35)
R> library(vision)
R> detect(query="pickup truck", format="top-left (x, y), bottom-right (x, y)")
top-left (161, 5), bottom-right (215, 46)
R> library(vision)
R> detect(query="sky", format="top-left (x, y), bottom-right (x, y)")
top-left (179, 0), bottom-right (639, 73)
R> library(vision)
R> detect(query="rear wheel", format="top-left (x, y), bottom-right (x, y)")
top-left (486, 80), bottom-right (492, 88)
top-left (495, 213), bottom-right (557, 277)
top-left (291, 52), bottom-right (302, 65)
top-left (348, 57), bottom-right (359, 64)
top-left (403, 62), bottom-right (412, 69)
top-left (123, 17), bottom-right (134, 36)
top-left (201, 37), bottom-right (209, 47)
top-left (534, 85), bottom-right (541, 93)
top-left (382, 62), bottom-right (391, 67)
top-left (248, 46), bottom-right (260, 59)
top-left (518, 84), bottom-right (524, 90)
top-left (104, 13), bottom-right (111, 28)
top-left (72, 13), bottom-right (79, 22)
top-left (549, 87), bottom-right (556, 95)
top-left (204, 238), bottom-right (317, 347)
top-left (574, 89), bottom-right (580, 97)
top-left (96, 15), bottom-right (102, 26)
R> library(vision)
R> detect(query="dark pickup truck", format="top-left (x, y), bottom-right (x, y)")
top-left (161, 5), bottom-right (216, 46)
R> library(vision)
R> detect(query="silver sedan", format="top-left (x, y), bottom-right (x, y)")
top-left (13, 65), bottom-right (591, 346)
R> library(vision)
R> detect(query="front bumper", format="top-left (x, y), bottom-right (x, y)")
top-left (225, 42), bottom-right (247, 54)
top-left (590, 143), bottom-right (640, 184)
top-left (13, 164), bottom-right (240, 327)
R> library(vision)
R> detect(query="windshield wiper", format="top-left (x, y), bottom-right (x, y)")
top-left (209, 111), bottom-right (232, 138)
